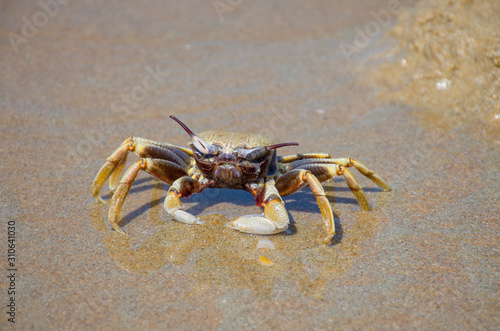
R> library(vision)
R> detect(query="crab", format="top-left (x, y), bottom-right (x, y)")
top-left (91, 116), bottom-right (391, 244)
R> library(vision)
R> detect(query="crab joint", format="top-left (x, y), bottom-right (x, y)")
top-left (168, 176), bottom-right (201, 199)
top-left (262, 181), bottom-right (284, 207)
top-left (262, 195), bottom-right (284, 208)
top-left (337, 165), bottom-right (344, 176)
top-left (121, 137), bottom-right (135, 152)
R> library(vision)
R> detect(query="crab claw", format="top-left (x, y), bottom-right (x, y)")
top-left (165, 206), bottom-right (204, 225)
top-left (226, 213), bottom-right (287, 235)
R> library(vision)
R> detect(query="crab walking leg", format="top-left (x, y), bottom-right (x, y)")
top-left (276, 169), bottom-right (335, 244)
top-left (226, 180), bottom-right (289, 235)
top-left (108, 158), bottom-right (188, 234)
top-left (91, 137), bottom-right (190, 202)
top-left (91, 139), bottom-right (131, 203)
top-left (284, 157), bottom-right (391, 192)
top-left (107, 160), bottom-right (144, 234)
top-left (164, 176), bottom-right (203, 225)
top-left (109, 152), bottom-right (128, 191)
top-left (339, 166), bottom-right (372, 211)
top-left (329, 158), bottom-right (391, 191)
top-left (292, 163), bottom-right (371, 211)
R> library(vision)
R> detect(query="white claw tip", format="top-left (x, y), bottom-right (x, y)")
top-left (225, 220), bottom-right (237, 230)
top-left (173, 210), bottom-right (201, 225)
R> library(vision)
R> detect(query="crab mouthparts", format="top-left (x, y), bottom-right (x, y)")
top-left (214, 164), bottom-right (241, 184)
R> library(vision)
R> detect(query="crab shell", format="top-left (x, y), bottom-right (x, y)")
top-left (192, 130), bottom-right (278, 189)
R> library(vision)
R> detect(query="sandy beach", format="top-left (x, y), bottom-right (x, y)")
top-left (0, 0), bottom-right (498, 329)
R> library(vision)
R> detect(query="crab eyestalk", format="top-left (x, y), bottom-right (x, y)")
top-left (242, 142), bottom-right (299, 161)
top-left (169, 115), bottom-right (218, 155)
top-left (266, 142), bottom-right (299, 150)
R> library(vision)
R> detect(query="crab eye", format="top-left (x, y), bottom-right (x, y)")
top-left (245, 148), bottom-right (268, 161)
top-left (235, 147), bottom-right (246, 158)
top-left (192, 137), bottom-right (221, 156)
top-left (237, 147), bottom-right (268, 161)
top-left (237, 142), bottom-right (299, 161)
top-left (169, 115), bottom-right (220, 156)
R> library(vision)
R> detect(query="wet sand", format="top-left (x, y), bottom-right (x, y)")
top-left (0, 0), bottom-right (498, 329)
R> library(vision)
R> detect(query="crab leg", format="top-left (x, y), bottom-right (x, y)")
top-left (286, 162), bottom-right (371, 211)
top-left (226, 180), bottom-right (289, 235)
top-left (276, 169), bottom-right (335, 244)
top-left (328, 158), bottom-right (391, 192)
top-left (91, 138), bottom-right (131, 203)
top-left (108, 158), bottom-right (188, 234)
top-left (164, 176), bottom-right (203, 225)
top-left (91, 137), bottom-right (191, 202)
top-left (284, 157), bottom-right (391, 192)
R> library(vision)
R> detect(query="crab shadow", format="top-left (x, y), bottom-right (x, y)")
top-left (110, 177), bottom-right (390, 245)
top-left (112, 176), bottom-right (386, 244)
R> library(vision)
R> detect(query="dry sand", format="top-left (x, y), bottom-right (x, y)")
top-left (0, 0), bottom-right (498, 329)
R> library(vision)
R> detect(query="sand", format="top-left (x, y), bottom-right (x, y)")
top-left (0, 0), bottom-right (498, 329)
